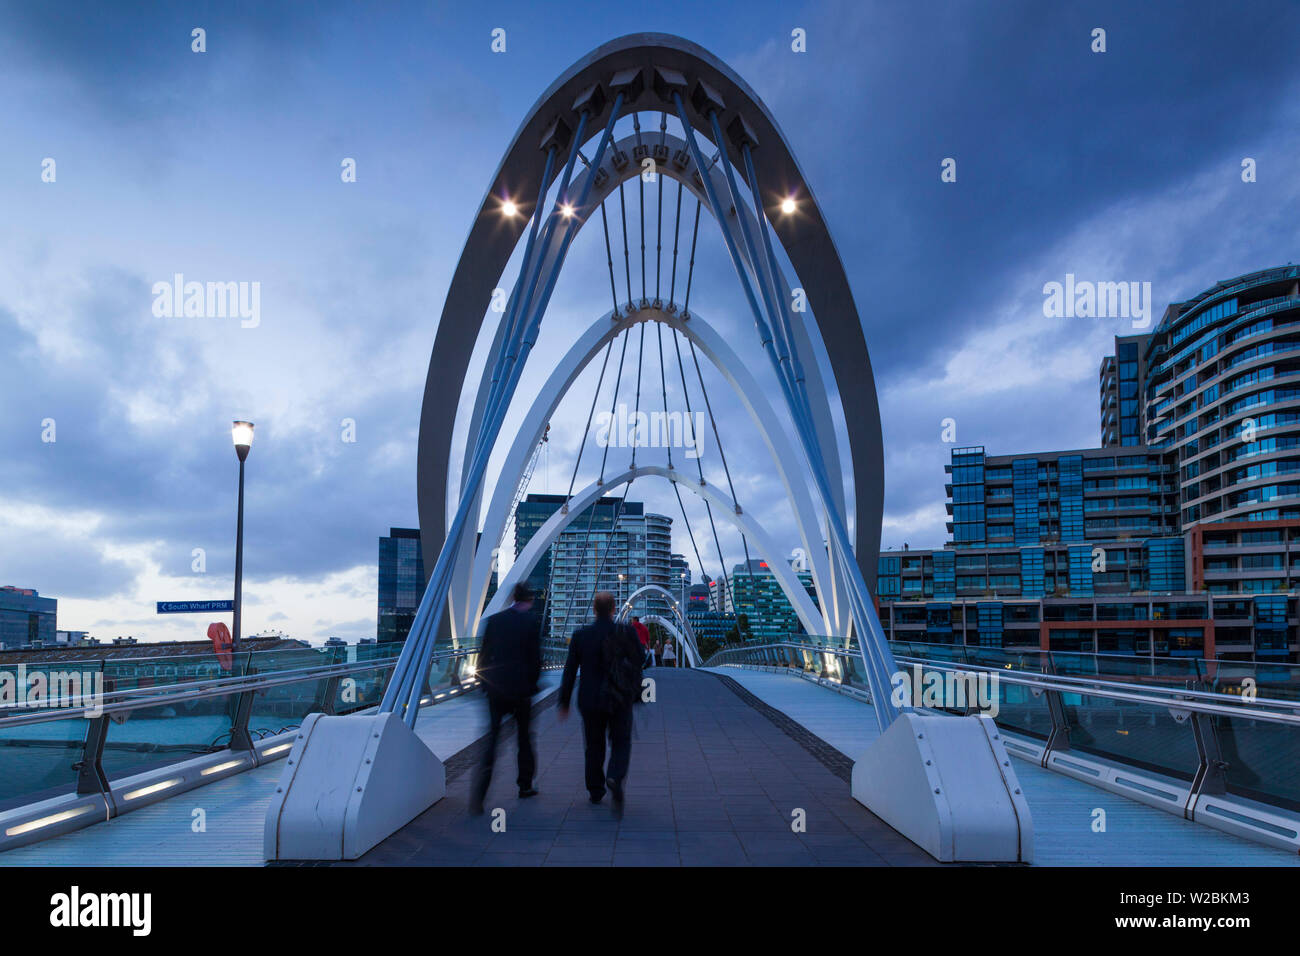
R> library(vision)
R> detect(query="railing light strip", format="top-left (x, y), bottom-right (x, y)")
top-left (5, 805), bottom-right (95, 837)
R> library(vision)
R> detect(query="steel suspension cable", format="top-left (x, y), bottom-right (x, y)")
top-left (655, 154), bottom-right (664, 303)
top-left (599, 200), bottom-right (620, 317)
top-left (683, 199), bottom-right (701, 316)
top-left (556, 326), bottom-right (633, 639)
top-left (619, 181), bottom-right (632, 309)
top-left (668, 179), bottom-right (683, 307)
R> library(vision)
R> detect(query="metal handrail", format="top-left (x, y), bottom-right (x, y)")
top-left (0, 654), bottom-right (401, 714)
top-left (707, 641), bottom-right (1300, 726)
top-left (0, 647), bottom-right (473, 729)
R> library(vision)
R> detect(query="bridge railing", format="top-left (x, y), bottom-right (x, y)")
top-left (0, 643), bottom-right (480, 829)
top-left (704, 639), bottom-right (1300, 825)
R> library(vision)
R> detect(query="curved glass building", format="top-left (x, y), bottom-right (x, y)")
top-left (1143, 265), bottom-right (1300, 527)
top-left (883, 266), bottom-right (1300, 662)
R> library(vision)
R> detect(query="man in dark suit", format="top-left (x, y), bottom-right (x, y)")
top-left (470, 582), bottom-right (542, 815)
top-left (558, 591), bottom-right (643, 809)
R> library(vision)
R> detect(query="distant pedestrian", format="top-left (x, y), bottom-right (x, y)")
top-left (632, 616), bottom-right (652, 669)
top-left (558, 591), bottom-right (644, 811)
top-left (662, 638), bottom-right (677, 668)
top-left (470, 582), bottom-right (542, 815)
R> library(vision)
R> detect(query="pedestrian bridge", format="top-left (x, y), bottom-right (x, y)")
top-left (0, 643), bottom-right (1296, 866)
top-left (6, 32), bottom-right (1298, 868)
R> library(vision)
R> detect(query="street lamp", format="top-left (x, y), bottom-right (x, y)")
top-left (231, 421), bottom-right (254, 655)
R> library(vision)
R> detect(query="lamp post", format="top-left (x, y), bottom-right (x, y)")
top-left (231, 421), bottom-right (254, 656)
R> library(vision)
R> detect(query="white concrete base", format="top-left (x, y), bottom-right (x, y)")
top-left (264, 711), bottom-right (446, 861)
top-left (851, 711), bottom-right (1033, 863)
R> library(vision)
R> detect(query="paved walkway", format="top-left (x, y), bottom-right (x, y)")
top-left (343, 668), bottom-right (934, 866)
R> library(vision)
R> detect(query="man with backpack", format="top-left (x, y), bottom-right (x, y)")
top-left (558, 591), bottom-right (643, 810)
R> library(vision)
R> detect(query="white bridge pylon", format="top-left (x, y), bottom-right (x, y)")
top-left (454, 306), bottom-right (838, 645)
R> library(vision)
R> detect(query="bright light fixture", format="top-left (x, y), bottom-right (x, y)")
top-left (231, 421), bottom-right (255, 450)
top-left (502, 199), bottom-right (518, 217)
top-left (560, 203), bottom-right (575, 218)
top-left (780, 197), bottom-right (797, 214)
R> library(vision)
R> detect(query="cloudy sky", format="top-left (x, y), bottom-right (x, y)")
top-left (3, 0), bottom-right (1298, 644)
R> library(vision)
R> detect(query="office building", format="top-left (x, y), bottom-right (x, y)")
top-left (0, 587), bottom-right (56, 650)
top-left (723, 558), bottom-right (819, 643)
top-left (378, 528), bottom-right (425, 644)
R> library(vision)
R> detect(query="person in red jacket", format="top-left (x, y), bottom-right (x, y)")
top-left (631, 616), bottom-right (652, 668)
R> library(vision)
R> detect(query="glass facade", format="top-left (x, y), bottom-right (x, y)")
top-left (0, 587), bottom-right (57, 650)
top-left (886, 267), bottom-right (1300, 661)
top-left (377, 528), bottom-right (424, 644)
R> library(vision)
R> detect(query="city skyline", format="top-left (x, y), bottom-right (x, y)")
top-left (5, 0), bottom-right (1300, 644)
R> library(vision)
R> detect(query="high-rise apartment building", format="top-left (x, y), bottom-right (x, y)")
top-left (878, 266), bottom-right (1300, 662)
top-left (545, 502), bottom-right (675, 641)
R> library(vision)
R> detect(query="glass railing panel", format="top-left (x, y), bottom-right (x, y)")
top-left (0, 714), bottom-right (88, 810)
top-left (989, 676), bottom-right (1053, 740)
top-left (1050, 650), bottom-right (1201, 688)
top-left (102, 653), bottom-right (229, 695)
top-left (334, 664), bottom-right (392, 714)
top-left (101, 693), bottom-right (234, 780)
top-left (1059, 692), bottom-right (1199, 781)
top-left (838, 653), bottom-right (866, 692)
top-left (1213, 713), bottom-right (1300, 811)
top-left (245, 646), bottom-right (345, 674)
top-left (1203, 660), bottom-right (1300, 703)
top-left (248, 676), bottom-right (331, 739)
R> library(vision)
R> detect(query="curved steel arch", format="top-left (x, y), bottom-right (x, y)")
top-left (452, 306), bottom-right (836, 644)
top-left (637, 615), bottom-right (700, 669)
top-left (482, 463), bottom-right (826, 637)
top-left (418, 34), bottom-right (885, 639)
top-left (617, 583), bottom-right (701, 667)
top-left (444, 134), bottom-right (852, 642)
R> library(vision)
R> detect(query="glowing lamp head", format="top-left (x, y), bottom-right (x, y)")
top-left (501, 199), bottom-right (518, 217)
top-left (780, 197), bottom-right (797, 215)
top-left (232, 421), bottom-right (255, 461)
top-left (560, 203), bottom-right (575, 219)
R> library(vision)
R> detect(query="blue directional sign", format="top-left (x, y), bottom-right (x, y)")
top-left (156, 600), bottom-right (234, 614)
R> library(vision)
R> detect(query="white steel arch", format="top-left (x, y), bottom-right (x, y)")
top-left (617, 583), bottom-right (702, 666)
top-left (638, 615), bottom-right (700, 668)
top-left (453, 306), bottom-right (835, 644)
top-left (440, 131), bottom-right (857, 648)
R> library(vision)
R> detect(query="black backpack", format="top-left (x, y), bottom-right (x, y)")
top-left (599, 623), bottom-right (642, 713)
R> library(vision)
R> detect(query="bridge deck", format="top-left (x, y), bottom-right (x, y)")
top-left (337, 667), bottom-right (932, 865)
